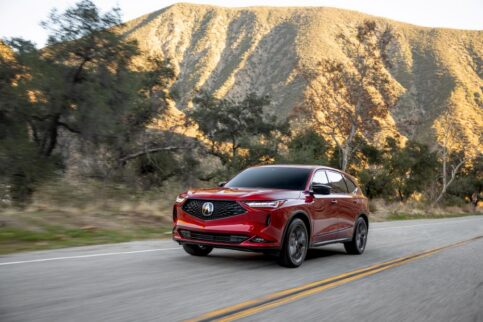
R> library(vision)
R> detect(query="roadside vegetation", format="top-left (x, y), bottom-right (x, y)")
top-left (0, 1), bottom-right (481, 254)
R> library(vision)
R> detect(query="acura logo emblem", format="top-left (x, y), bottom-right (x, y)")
top-left (202, 202), bottom-right (214, 216)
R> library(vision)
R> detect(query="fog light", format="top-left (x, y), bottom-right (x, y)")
top-left (180, 230), bottom-right (191, 238)
top-left (252, 236), bottom-right (269, 243)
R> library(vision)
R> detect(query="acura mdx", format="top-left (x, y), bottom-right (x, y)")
top-left (172, 165), bottom-right (369, 267)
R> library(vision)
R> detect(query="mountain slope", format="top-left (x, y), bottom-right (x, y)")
top-left (122, 3), bottom-right (482, 153)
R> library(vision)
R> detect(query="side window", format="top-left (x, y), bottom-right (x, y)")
top-left (311, 170), bottom-right (328, 185)
top-left (326, 171), bottom-right (348, 193)
top-left (344, 176), bottom-right (357, 193)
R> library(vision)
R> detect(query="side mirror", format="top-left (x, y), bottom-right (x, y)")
top-left (312, 183), bottom-right (331, 195)
top-left (218, 181), bottom-right (227, 187)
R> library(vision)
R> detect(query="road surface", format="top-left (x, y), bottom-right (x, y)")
top-left (1, 216), bottom-right (483, 322)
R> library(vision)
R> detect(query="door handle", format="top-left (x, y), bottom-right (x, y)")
top-left (330, 199), bottom-right (338, 204)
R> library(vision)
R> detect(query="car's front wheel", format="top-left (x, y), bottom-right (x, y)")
top-left (278, 218), bottom-right (308, 268)
top-left (182, 244), bottom-right (213, 256)
top-left (344, 217), bottom-right (368, 255)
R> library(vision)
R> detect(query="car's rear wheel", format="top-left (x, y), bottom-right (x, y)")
top-left (344, 217), bottom-right (368, 255)
top-left (182, 244), bottom-right (213, 256)
top-left (278, 218), bottom-right (308, 268)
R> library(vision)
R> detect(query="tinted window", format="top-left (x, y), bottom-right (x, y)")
top-left (344, 176), bottom-right (357, 193)
top-left (326, 170), bottom-right (348, 193)
top-left (226, 167), bottom-right (312, 190)
top-left (311, 170), bottom-right (329, 185)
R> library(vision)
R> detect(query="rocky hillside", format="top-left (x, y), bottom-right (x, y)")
top-left (123, 4), bottom-right (480, 152)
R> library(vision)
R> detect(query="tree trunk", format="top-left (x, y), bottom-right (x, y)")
top-left (471, 192), bottom-right (479, 212)
top-left (340, 119), bottom-right (357, 171)
top-left (341, 146), bottom-right (349, 172)
top-left (231, 137), bottom-right (239, 167)
top-left (432, 159), bottom-right (465, 207)
top-left (41, 114), bottom-right (60, 157)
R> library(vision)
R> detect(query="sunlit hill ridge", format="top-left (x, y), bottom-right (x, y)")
top-left (121, 3), bottom-right (482, 153)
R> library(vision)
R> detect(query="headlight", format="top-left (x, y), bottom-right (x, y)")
top-left (244, 200), bottom-right (286, 208)
top-left (175, 195), bottom-right (186, 203)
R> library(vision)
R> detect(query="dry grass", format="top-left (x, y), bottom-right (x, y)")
top-left (25, 178), bottom-right (182, 219)
top-left (0, 178), bottom-right (187, 254)
top-left (369, 198), bottom-right (481, 222)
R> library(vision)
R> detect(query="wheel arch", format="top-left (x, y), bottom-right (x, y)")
top-left (281, 210), bottom-right (312, 246)
top-left (349, 213), bottom-right (369, 239)
top-left (358, 213), bottom-right (369, 229)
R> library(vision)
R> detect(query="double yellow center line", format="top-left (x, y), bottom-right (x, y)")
top-left (186, 235), bottom-right (483, 322)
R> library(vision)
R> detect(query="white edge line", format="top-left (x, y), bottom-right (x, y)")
top-left (0, 247), bottom-right (179, 266)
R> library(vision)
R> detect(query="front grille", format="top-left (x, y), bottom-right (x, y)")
top-left (182, 199), bottom-right (246, 220)
top-left (179, 230), bottom-right (248, 244)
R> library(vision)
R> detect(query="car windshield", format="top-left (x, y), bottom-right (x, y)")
top-left (225, 167), bottom-right (312, 190)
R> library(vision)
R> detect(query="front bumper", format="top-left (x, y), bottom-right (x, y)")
top-left (172, 202), bottom-right (287, 250)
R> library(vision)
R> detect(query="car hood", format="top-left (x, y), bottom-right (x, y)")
top-left (183, 187), bottom-right (302, 201)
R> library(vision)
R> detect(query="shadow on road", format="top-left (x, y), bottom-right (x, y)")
top-left (174, 246), bottom-right (345, 268)
top-left (305, 248), bottom-right (346, 261)
top-left (207, 252), bottom-right (272, 263)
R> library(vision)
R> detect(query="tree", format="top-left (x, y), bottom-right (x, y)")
top-left (186, 91), bottom-right (286, 171)
top-left (446, 155), bottom-right (482, 210)
top-left (391, 141), bottom-right (439, 201)
top-left (281, 129), bottom-right (335, 166)
top-left (300, 20), bottom-right (402, 171)
top-left (359, 138), bottom-right (439, 201)
top-left (0, 41), bottom-right (60, 203)
top-left (17, 1), bottom-right (136, 157)
top-left (1, 0), bottom-right (178, 202)
top-left (36, 1), bottom-right (177, 155)
top-left (10, 1), bottom-right (176, 160)
top-left (432, 112), bottom-right (468, 206)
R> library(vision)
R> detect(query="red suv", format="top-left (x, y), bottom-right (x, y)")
top-left (172, 165), bottom-right (369, 267)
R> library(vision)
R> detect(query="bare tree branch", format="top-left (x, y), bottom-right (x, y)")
top-left (432, 111), bottom-right (467, 206)
top-left (119, 146), bottom-right (186, 164)
top-left (58, 121), bottom-right (81, 134)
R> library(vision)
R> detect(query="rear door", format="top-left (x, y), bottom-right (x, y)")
top-left (325, 170), bottom-right (352, 238)
top-left (338, 175), bottom-right (363, 239)
top-left (310, 170), bottom-right (339, 243)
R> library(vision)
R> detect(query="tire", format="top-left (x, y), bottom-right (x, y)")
top-left (278, 218), bottom-right (308, 268)
top-left (182, 244), bottom-right (213, 256)
top-left (344, 217), bottom-right (368, 255)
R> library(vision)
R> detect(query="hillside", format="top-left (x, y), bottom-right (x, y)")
top-left (121, 3), bottom-right (482, 153)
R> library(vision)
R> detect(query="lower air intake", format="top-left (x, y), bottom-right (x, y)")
top-left (179, 230), bottom-right (248, 244)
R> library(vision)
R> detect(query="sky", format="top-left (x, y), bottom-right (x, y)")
top-left (1, 0), bottom-right (482, 47)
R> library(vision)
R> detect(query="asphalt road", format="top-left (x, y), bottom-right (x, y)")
top-left (1, 216), bottom-right (483, 322)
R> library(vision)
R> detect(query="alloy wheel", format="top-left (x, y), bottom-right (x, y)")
top-left (288, 225), bottom-right (307, 265)
top-left (355, 220), bottom-right (368, 252)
